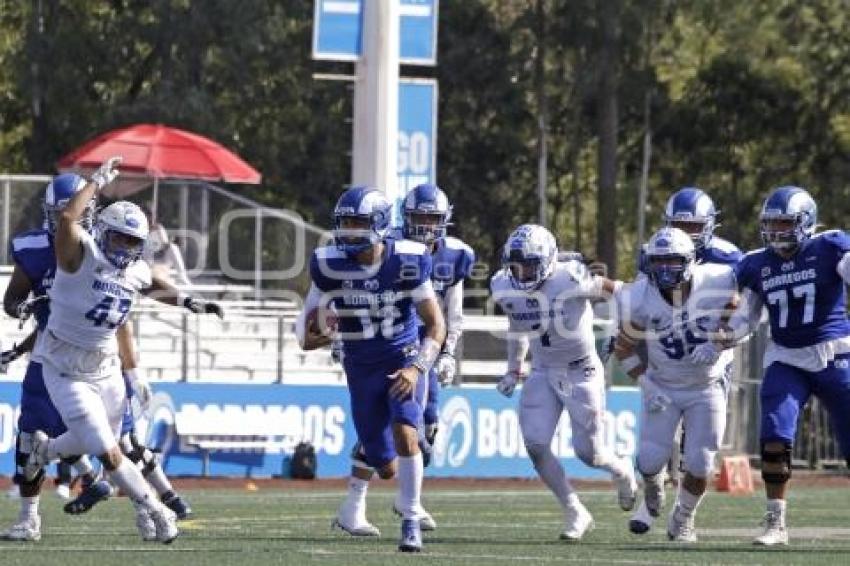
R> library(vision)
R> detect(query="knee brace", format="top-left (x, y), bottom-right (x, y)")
top-left (121, 431), bottom-right (157, 476)
top-left (761, 441), bottom-right (792, 484)
top-left (350, 440), bottom-right (376, 475)
top-left (13, 433), bottom-right (45, 489)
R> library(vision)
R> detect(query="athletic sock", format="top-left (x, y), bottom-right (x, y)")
top-left (396, 454), bottom-right (424, 520)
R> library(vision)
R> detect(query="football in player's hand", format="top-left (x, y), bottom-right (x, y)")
top-left (306, 308), bottom-right (338, 336)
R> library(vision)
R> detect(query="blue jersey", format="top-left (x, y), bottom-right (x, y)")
top-left (735, 231), bottom-right (850, 348)
top-left (309, 239), bottom-right (433, 363)
top-left (638, 234), bottom-right (742, 273)
top-left (430, 236), bottom-right (476, 300)
top-left (9, 229), bottom-right (55, 330)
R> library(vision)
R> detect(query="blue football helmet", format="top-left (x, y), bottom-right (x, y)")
top-left (645, 227), bottom-right (695, 290)
top-left (760, 186), bottom-right (817, 252)
top-left (502, 224), bottom-right (557, 291)
top-left (43, 173), bottom-right (96, 234)
top-left (333, 186), bottom-right (391, 256)
top-left (403, 184), bottom-right (453, 245)
top-left (663, 187), bottom-right (717, 250)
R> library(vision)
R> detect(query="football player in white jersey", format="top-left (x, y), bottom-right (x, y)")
top-left (22, 157), bottom-right (222, 543)
top-left (615, 227), bottom-right (738, 542)
top-left (490, 224), bottom-right (637, 541)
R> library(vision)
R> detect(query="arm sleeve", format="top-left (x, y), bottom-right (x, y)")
top-left (442, 280), bottom-right (464, 356)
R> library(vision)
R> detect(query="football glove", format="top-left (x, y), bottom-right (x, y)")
top-left (0, 344), bottom-right (25, 374)
top-left (124, 368), bottom-right (152, 412)
top-left (497, 370), bottom-right (523, 398)
top-left (90, 156), bottom-right (122, 191)
top-left (434, 353), bottom-right (457, 387)
top-left (689, 342), bottom-right (721, 366)
top-left (183, 296), bottom-right (224, 318)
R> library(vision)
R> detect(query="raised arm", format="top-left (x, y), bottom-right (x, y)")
top-left (56, 157), bottom-right (121, 273)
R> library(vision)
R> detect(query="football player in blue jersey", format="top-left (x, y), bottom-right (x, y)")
top-left (298, 186), bottom-right (446, 553)
top-left (332, 184), bottom-right (476, 536)
top-left (731, 186), bottom-right (850, 546)
top-left (1, 173), bottom-right (111, 541)
top-left (638, 187), bottom-right (742, 273)
top-left (402, 184), bottom-right (475, 449)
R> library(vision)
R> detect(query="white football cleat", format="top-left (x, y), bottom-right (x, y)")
top-left (615, 465), bottom-right (638, 511)
top-left (149, 505), bottom-right (179, 544)
top-left (24, 431), bottom-right (49, 481)
top-left (136, 508), bottom-right (157, 541)
top-left (666, 505), bottom-right (697, 543)
top-left (393, 502), bottom-right (437, 531)
top-left (332, 501), bottom-right (380, 537)
top-left (753, 511), bottom-right (788, 546)
top-left (628, 500), bottom-right (654, 534)
top-left (560, 504), bottom-right (594, 542)
top-left (3, 516), bottom-right (41, 541)
top-left (55, 484), bottom-right (72, 501)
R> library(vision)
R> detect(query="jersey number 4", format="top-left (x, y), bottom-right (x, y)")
top-left (767, 283), bottom-right (815, 328)
top-left (85, 297), bottom-right (132, 329)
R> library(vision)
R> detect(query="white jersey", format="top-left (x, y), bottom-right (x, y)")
top-left (44, 232), bottom-right (151, 351)
top-left (490, 260), bottom-right (603, 369)
top-left (623, 263), bottom-right (735, 389)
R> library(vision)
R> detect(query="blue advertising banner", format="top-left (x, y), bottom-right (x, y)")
top-left (0, 382), bottom-right (639, 479)
top-left (397, 78), bottom-right (437, 201)
top-left (313, 0), bottom-right (439, 65)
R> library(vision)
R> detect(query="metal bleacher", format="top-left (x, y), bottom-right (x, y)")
top-left (0, 267), bottom-right (345, 385)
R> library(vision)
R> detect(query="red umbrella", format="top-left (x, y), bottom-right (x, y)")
top-left (57, 123), bottom-right (261, 218)
top-left (57, 123), bottom-right (261, 184)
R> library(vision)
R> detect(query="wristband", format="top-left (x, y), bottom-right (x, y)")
top-left (413, 337), bottom-right (441, 374)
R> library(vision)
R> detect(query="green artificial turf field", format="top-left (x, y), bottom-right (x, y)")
top-left (2, 484), bottom-right (849, 565)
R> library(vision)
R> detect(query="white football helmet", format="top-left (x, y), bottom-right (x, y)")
top-left (96, 201), bottom-right (149, 269)
top-left (502, 224), bottom-right (557, 291)
top-left (645, 226), bottom-right (695, 290)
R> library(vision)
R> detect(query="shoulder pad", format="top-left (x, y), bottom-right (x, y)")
top-left (11, 231), bottom-right (50, 253)
top-left (394, 239), bottom-right (429, 256)
top-left (709, 236), bottom-right (741, 254)
top-left (314, 246), bottom-right (346, 260)
top-left (815, 229), bottom-right (850, 248)
top-left (443, 236), bottom-right (475, 256)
